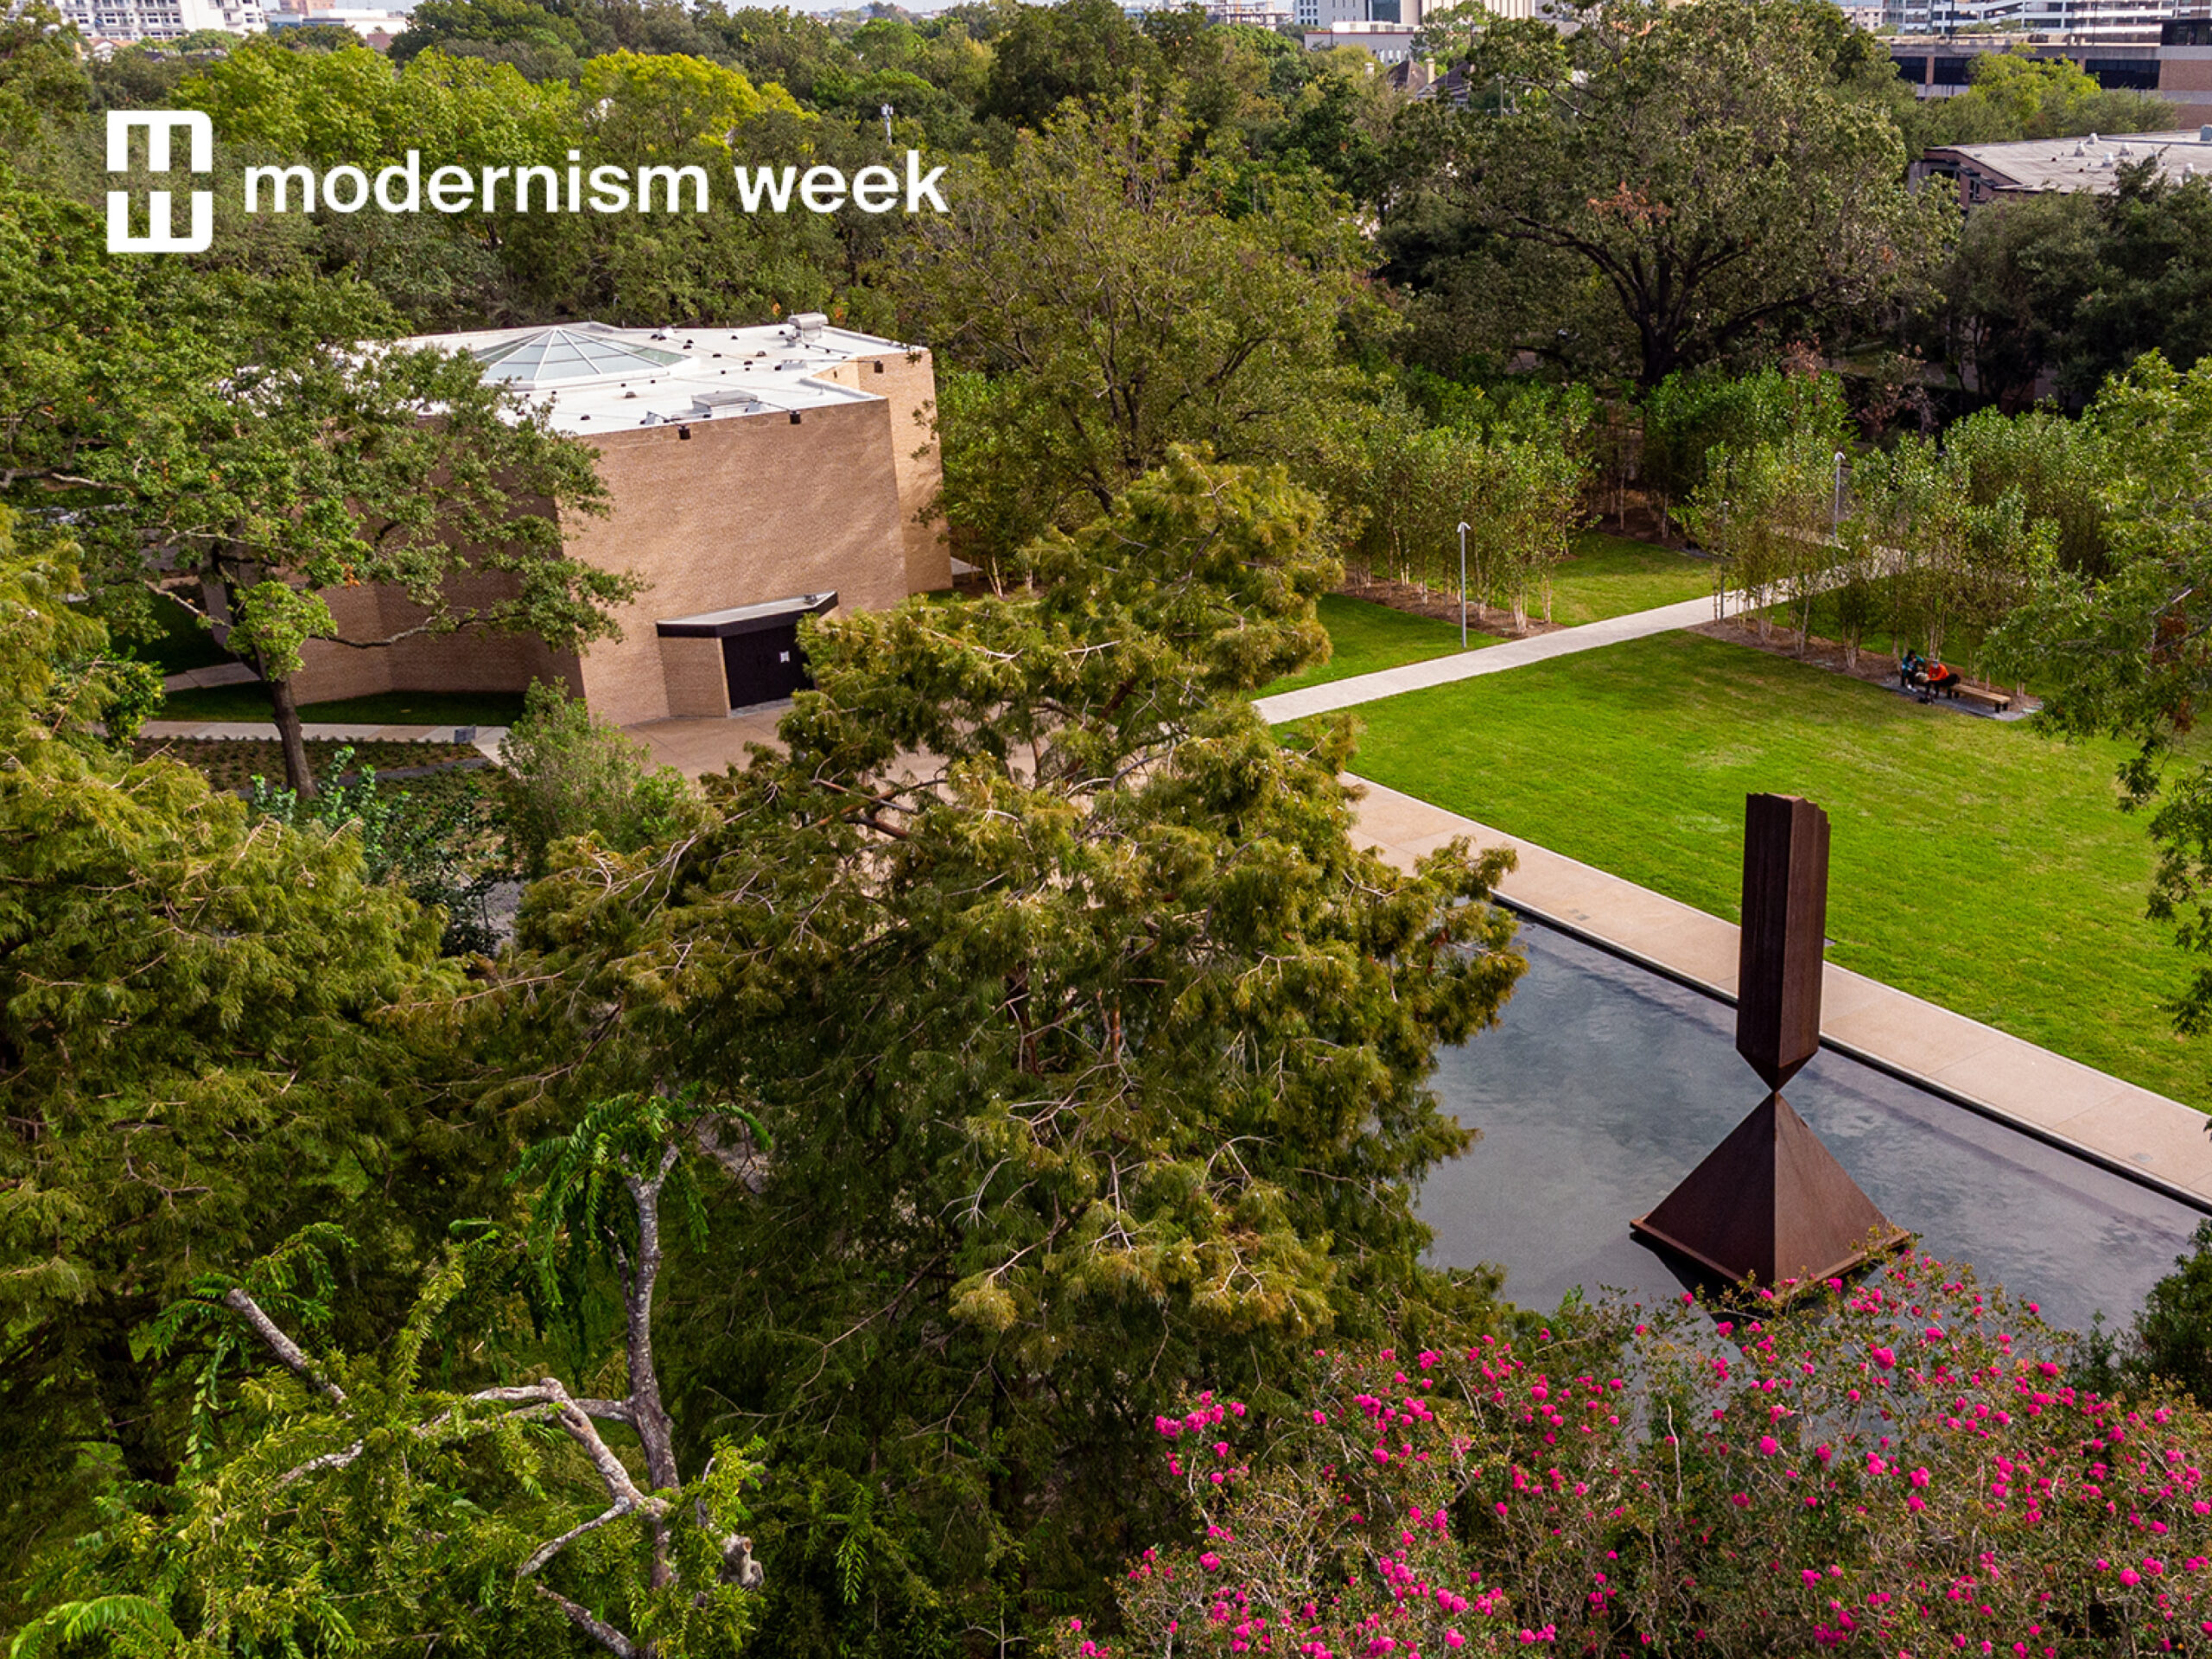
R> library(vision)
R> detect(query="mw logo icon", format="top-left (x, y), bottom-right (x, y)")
top-left (107, 111), bottom-right (214, 254)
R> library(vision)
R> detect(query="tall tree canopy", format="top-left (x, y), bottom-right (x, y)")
top-left (0, 505), bottom-right (468, 1610)
top-left (476, 449), bottom-right (1525, 1650)
top-left (0, 165), bottom-right (625, 794)
top-left (880, 97), bottom-right (1379, 567)
top-left (1395, 0), bottom-right (1955, 388)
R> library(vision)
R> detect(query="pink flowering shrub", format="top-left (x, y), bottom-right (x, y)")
top-left (1054, 1253), bottom-right (2212, 1658)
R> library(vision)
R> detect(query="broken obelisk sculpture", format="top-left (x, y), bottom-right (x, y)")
top-left (1630, 793), bottom-right (1907, 1287)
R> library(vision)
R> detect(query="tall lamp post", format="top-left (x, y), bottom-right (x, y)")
top-left (1831, 451), bottom-right (1847, 542)
top-left (1458, 521), bottom-right (1471, 648)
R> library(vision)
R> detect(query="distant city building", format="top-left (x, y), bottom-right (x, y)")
top-left (1883, 0), bottom-right (2200, 44)
top-left (264, 3), bottom-right (410, 41)
top-left (1916, 124), bottom-right (2212, 203)
top-left (1294, 0), bottom-right (1429, 30)
top-left (54, 0), bottom-right (262, 42)
top-left (1886, 30), bottom-right (2212, 124)
top-left (1304, 18), bottom-right (1421, 55)
top-left (1205, 0), bottom-right (1294, 24)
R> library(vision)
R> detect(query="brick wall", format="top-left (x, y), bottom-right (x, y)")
top-left (658, 633), bottom-right (728, 717)
top-left (293, 567), bottom-right (577, 705)
top-left (564, 397), bottom-right (912, 728)
top-left (815, 347), bottom-right (952, 594)
top-left (288, 349), bottom-right (933, 723)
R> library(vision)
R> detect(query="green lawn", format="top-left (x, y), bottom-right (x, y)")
top-left (1260, 594), bottom-right (1501, 696)
top-left (158, 685), bottom-right (527, 727)
top-left (1544, 533), bottom-right (1716, 626)
top-left (1313, 630), bottom-right (2212, 1110)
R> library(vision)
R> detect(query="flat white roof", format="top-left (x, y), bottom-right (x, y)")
top-left (393, 318), bottom-right (916, 435)
top-left (1942, 130), bottom-right (2212, 193)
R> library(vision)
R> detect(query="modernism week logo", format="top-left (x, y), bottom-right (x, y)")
top-left (105, 110), bottom-right (950, 255)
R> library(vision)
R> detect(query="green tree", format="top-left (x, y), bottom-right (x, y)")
top-left (477, 450), bottom-right (1522, 1652)
top-left (1906, 48), bottom-right (2177, 152)
top-left (18, 1101), bottom-right (771, 1658)
top-left (0, 3), bottom-right (91, 149)
top-left (1640, 367), bottom-right (1850, 539)
top-left (0, 168), bottom-right (626, 796)
top-left (390, 0), bottom-right (593, 74)
top-left (0, 505), bottom-right (465, 1615)
top-left (1991, 352), bottom-right (2212, 1033)
top-left (1941, 188), bottom-right (2101, 409)
top-left (975, 0), bottom-right (1160, 130)
top-left (498, 680), bottom-right (696, 880)
top-left (1411, 0), bottom-right (1954, 388)
top-left (880, 95), bottom-right (1379, 565)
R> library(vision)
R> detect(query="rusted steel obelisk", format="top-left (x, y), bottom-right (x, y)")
top-left (1630, 794), bottom-right (1907, 1287)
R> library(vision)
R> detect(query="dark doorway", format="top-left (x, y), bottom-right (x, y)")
top-left (721, 622), bottom-right (808, 709)
top-left (655, 592), bottom-right (838, 715)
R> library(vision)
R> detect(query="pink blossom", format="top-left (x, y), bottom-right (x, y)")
top-left (1760, 1436), bottom-right (1781, 1456)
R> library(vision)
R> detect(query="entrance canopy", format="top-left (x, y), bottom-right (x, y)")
top-left (654, 593), bottom-right (838, 640)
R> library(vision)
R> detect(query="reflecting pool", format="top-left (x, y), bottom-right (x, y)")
top-left (1418, 921), bottom-right (2205, 1334)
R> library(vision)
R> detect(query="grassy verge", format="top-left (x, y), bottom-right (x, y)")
top-left (1543, 533), bottom-right (1716, 626)
top-left (1309, 629), bottom-right (2211, 1110)
top-left (158, 685), bottom-right (528, 727)
top-left (1260, 595), bottom-right (1501, 696)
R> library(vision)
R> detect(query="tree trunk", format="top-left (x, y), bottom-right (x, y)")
top-left (267, 674), bottom-right (317, 798)
top-left (86, 1306), bottom-right (178, 1489)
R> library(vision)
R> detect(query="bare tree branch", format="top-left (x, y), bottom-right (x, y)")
top-left (222, 1287), bottom-right (346, 1404)
top-left (531, 1583), bottom-right (639, 1659)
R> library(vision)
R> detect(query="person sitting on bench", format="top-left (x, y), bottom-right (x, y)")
top-left (1923, 659), bottom-right (1961, 698)
top-left (1899, 650), bottom-right (1927, 693)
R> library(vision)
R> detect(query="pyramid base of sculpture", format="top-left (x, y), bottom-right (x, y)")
top-left (1630, 1092), bottom-right (1908, 1289)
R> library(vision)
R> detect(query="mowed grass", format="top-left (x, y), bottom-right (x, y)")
top-left (159, 684), bottom-right (527, 727)
top-left (1316, 630), bottom-right (2212, 1109)
top-left (1260, 594), bottom-right (1501, 696)
top-left (1545, 533), bottom-right (1715, 626)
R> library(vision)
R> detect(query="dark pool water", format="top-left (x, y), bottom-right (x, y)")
top-left (1417, 921), bottom-right (2206, 1335)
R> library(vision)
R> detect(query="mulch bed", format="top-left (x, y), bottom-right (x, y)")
top-left (1335, 569), bottom-right (1563, 639)
top-left (131, 735), bottom-right (486, 793)
top-left (1689, 618), bottom-right (2037, 713)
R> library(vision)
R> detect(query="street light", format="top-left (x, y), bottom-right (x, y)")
top-left (881, 104), bottom-right (894, 144)
top-left (1832, 450), bottom-right (1847, 541)
top-left (1458, 521), bottom-right (1471, 647)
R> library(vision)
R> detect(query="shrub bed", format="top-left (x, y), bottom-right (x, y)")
top-left (1061, 1252), bottom-right (2212, 1657)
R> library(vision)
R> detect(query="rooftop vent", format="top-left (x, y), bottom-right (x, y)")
top-left (690, 389), bottom-right (762, 417)
top-left (791, 311), bottom-right (828, 340)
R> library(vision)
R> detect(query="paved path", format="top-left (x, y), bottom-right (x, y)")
top-left (1255, 593), bottom-right (1721, 724)
top-left (162, 662), bottom-right (258, 692)
top-left (142, 720), bottom-right (507, 761)
top-left (1349, 774), bottom-right (2212, 1211)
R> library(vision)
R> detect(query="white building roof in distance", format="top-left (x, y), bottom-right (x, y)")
top-left (1945, 130), bottom-right (2212, 194)
top-left (396, 315), bottom-right (912, 435)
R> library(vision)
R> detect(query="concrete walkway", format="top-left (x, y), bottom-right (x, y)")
top-left (162, 662), bottom-right (258, 692)
top-left (141, 720), bottom-right (507, 761)
top-left (1349, 774), bottom-right (2212, 1211)
top-left (1255, 593), bottom-right (1722, 724)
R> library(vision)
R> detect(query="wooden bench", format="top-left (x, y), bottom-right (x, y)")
top-left (1955, 682), bottom-right (2012, 714)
